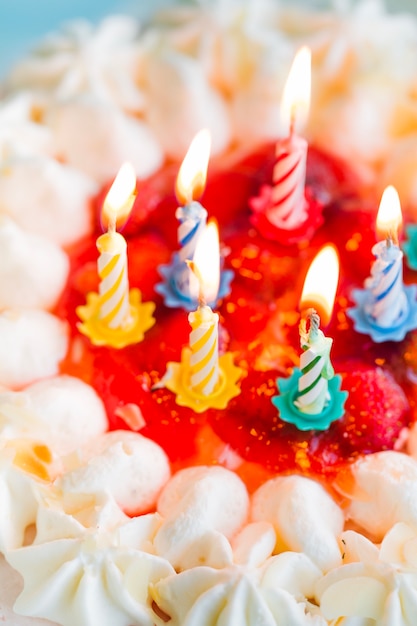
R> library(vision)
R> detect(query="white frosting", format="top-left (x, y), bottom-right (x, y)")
top-left (0, 555), bottom-right (55, 626)
top-left (339, 529), bottom-right (379, 565)
top-left (0, 155), bottom-right (97, 245)
top-left (317, 522), bottom-right (417, 625)
top-left (152, 550), bottom-right (325, 626)
top-left (34, 491), bottom-right (131, 543)
top-left (7, 507), bottom-right (175, 626)
top-left (142, 0), bottom-right (417, 196)
top-left (0, 93), bottom-right (53, 161)
top-left (0, 216), bottom-right (69, 309)
top-left (232, 522), bottom-right (276, 568)
top-left (58, 430), bottom-right (170, 515)
top-left (155, 466), bottom-right (249, 570)
top-left (251, 475), bottom-right (344, 572)
top-left (306, 0), bottom-right (417, 180)
top-left (341, 451), bottom-right (417, 541)
top-left (0, 376), bottom-right (108, 456)
top-left (0, 442), bottom-right (53, 552)
top-left (6, 17), bottom-right (145, 112)
top-left (0, 310), bottom-right (68, 389)
top-left (47, 96), bottom-right (164, 184)
top-left (143, 49), bottom-right (231, 160)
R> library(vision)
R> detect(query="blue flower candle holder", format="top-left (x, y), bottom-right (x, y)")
top-left (156, 253), bottom-right (234, 311)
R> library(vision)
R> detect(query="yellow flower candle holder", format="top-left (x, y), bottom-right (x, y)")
top-left (76, 288), bottom-right (155, 349)
top-left (162, 347), bottom-right (242, 412)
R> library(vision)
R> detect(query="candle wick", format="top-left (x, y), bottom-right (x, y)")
top-left (108, 220), bottom-right (116, 235)
top-left (386, 229), bottom-right (398, 248)
top-left (187, 260), bottom-right (206, 307)
top-left (306, 307), bottom-right (320, 341)
top-left (299, 307), bottom-right (320, 346)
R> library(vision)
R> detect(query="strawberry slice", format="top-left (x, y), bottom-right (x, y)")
top-left (307, 362), bottom-right (412, 475)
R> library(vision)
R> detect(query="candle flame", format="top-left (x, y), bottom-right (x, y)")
top-left (280, 46), bottom-right (311, 135)
top-left (300, 244), bottom-right (339, 326)
top-left (102, 162), bottom-right (137, 231)
top-left (192, 220), bottom-right (220, 304)
top-left (176, 129), bottom-right (211, 205)
top-left (376, 185), bottom-right (402, 244)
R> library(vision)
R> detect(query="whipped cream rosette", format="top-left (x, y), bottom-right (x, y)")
top-left (0, 155), bottom-right (97, 245)
top-left (0, 93), bottom-right (53, 160)
top-left (0, 440), bottom-right (58, 552)
top-left (338, 451), bottom-right (417, 541)
top-left (5, 17), bottom-right (145, 112)
top-left (0, 216), bottom-right (69, 309)
top-left (47, 97), bottom-right (164, 184)
top-left (152, 526), bottom-right (325, 626)
top-left (58, 431), bottom-right (171, 515)
top-left (143, 49), bottom-right (231, 159)
top-left (251, 475), bottom-right (344, 572)
top-left (0, 375), bottom-right (108, 456)
top-left (0, 310), bottom-right (68, 389)
top-left (317, 523), bottom-right (417, 625)
top-left (154, 466), bottom-right (249, 570)
top-left (6, 495), bottom-right (174, 626)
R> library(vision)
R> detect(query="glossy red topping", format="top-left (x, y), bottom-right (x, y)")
top-left (55, 143), bottom-right (416, 481)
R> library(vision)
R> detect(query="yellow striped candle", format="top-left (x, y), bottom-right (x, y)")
top-left (97, 230), bottom-right (130, 329)
top-left (188, 221), bottom-right (220, 395)
top-left (188, 305), bottom-right (219, 395)
top-left (97, 163), bottom-right (136, 329)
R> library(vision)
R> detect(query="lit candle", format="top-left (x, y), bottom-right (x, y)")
top-left (96, 163), bottom-right (136, 329)
top-left (159, 224), bottom-right (241, 411)
top-left (295, 309), bottom-right (334, 414)
top-left (348, 185), bottom-right (417, 342)
top-left (175, 129), bottom-right (210, 264)
top-left (299, 242), bottom-right (339, 328)
top-left (273, 244), bottom-right (347, 429)
top-left (156, 129), bottom-right (233, 310)
top-left (250, 47), bottom-right (322, 244)
top-left (268, 46), bottom-right (311, 230)
top-left (364, 186), bottom-right (408, 328)
top-left (188, 222), bottom-right (220, 395)
top-left (295, 246), bottom-right (338, 414)
top-left (77, 163), bottom-right (156, 348)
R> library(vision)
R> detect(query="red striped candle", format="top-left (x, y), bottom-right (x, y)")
top-left (268, 47), bottom-right (311, 230)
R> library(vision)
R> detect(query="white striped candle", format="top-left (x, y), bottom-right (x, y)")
top-left (364, 240), bottom-right (408, 328)
top-left (364, 186), bottom-right (408, 329)
top-left (294, 310), bottom-right (334, 415)
top-left (175, 129), bottom-right (211, 263)
top-left (176, 202), bottom-right (208, 264)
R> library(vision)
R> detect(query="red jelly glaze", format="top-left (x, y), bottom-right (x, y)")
top-left (56, 143), bottom-right (416, 479)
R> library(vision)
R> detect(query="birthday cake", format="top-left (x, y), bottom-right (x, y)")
top-left (1, 1), bottom-right (417, 625)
